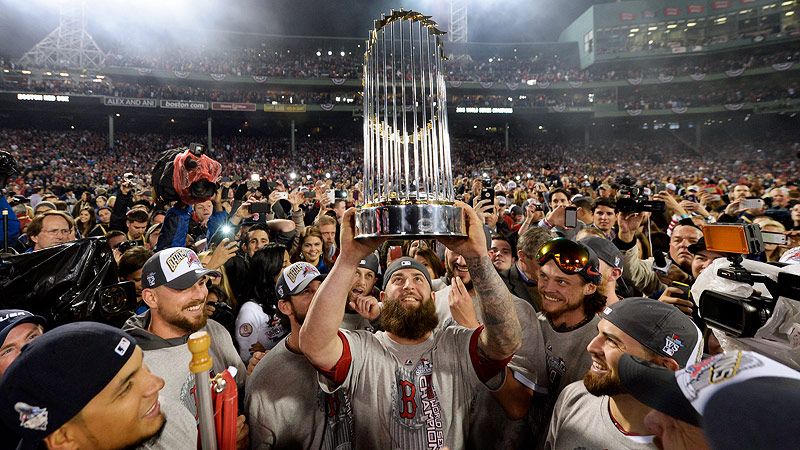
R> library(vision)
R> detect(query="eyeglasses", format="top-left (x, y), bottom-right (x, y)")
top-left (42, 228), bottom-right (71, 236)
top-left (536, 238), bottom-right (601, 282)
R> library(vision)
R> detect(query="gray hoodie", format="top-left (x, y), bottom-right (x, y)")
top-left (124, 312), bottom-right (247, 423)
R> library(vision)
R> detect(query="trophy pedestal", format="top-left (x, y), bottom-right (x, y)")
top-left (355, 203), bottom-right (466, 239)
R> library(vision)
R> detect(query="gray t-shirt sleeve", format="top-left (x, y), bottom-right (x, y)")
top-left (317, 329), bottom-right (368, 394)
top-left (508, 298), bottom-right (548, 393)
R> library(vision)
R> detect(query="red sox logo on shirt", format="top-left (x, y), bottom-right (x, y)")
top-left (392, 359), bottom-right (445, 449)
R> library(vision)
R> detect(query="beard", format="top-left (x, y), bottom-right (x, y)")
top-left (290, 301), bottom-right (306, 326)
top-left (163, 302), bottom-right (208, 334)
top-left (583, 367), bottom-right (624, 397)
top-left (379, 294), bottom-right (439, 340)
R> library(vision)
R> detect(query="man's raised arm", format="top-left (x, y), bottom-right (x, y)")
top-left (299, 208), bottom-right (384, 370)
top-left (441, 202), bottom-right (521, 360)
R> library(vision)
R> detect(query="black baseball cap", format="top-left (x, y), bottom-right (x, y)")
top-left (0, 322), bottom-right (139, 449)
top-left (599, 297), bottom-right (702, 367)
top-left (382, 257), bottom-right (432, 290)
top-left (358, 253), bottom-right (380, 275)
top-left (141, 247), bottom-right (221, 290)
top-left (580, 236), bottom-right (623, 270)
top-left (618, 350), bottom-right (800, 427)
top-left (687, 237), bottom-right (707, 255)
top-left (0, 310), bottom-right (46, 346)
top-left (276, 262), bottom-right (326, 300)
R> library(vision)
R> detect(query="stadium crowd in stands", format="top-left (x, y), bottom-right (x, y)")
top-left (2, 43), bottom-right (798, 83)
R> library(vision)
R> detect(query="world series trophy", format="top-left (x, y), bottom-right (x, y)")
top-left (355, 10), bottom-right (466, 239)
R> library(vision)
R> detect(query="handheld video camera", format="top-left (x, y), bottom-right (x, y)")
top-left (615, 176), bottom-right (665, 214)
top-left (696, 224), bottom-right (798, 338)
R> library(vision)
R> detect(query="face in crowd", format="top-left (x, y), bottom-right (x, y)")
top-left (550, 191), bottom-right (570, 209)
top-left (488, 238), bottom-right (514, 272)
top-left (143, 276), bottom-right (210, 337)
top-left (445, 248), bottom-right (472, 290)
top-left (247, 229), bottom-right (270, 258)
top-left (279, 281), bottom-right (321, 326)
top-left (379, 268), bottom-right (438, 340)
top-left (127, 220), bottom-right (148, 240)
top-left (537, 259), bottom-right (597, 324)
top-left (348, 267), bottom-right (378, 305)
top-left (31, 214), bottom-right (72, 250)
top-left (592, 205), bottom-right (616, 233)
top-left (319, 223), bottom-right (336, 250)
top-left (669, 225), bottom-right (702, 271)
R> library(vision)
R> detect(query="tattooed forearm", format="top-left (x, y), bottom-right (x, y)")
top-left (465, 255), bottom-right (522, 359)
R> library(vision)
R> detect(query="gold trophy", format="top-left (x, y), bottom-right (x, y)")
top-left (355, 10), bottom-right (466, 239)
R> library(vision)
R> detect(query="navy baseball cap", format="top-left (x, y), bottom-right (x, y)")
top-left (141, 247), bottom-right (221, 290)
top-left (0, 310), bottom-right (46, 346)
top-left (382, 257), bottom-right (432, 290)
top-left (0, 322), bottom-right (138, 449)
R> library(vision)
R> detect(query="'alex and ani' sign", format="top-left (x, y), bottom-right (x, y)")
top-left (103, 97), bottom-right (157, 108)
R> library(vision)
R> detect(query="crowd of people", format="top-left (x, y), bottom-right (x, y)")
top-left (2, 127), bottom-right (799, 199)
top-left (1, 119), bottom-right (799, 448)
top-left (614, 80), bottom-right (800, 110)
top-left (2, 41), bottom-right (798, 86)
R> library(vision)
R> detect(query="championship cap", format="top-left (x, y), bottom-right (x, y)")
top-left (0, 322), bottom-right (139, 449)
top-left (141, 247), bottom-right (221, 290)
top-left (358, 253), bottom-right (380, 275)
top-left (599, 297), bottom-right (702, 367)
top-left (618, 350), bottom-right (800, 427)
top-left (0, 310), bottom-right (46, 345)
top-left (580, 236), bottom-right (623, 270)
top-left (382, 257), bottom-right (432, 290)
top-left (276, 262), bottom-right (326, 299)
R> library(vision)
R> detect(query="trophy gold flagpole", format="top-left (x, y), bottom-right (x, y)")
top-left (356, 10), bottom-right (465, 239)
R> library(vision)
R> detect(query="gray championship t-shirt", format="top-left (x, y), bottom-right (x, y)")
top-left (546, 381), bottom-right (657, 450)
top-left (528, 315), bottom-right (600, 447)
top-left (246, 338), bottom-right (353, 450)
top-left (467, 294), bottom-right (547, 449)
top-left (318, 326), bottom-right (507, 450)
top-left (141, 319), bottom-right (247, 422)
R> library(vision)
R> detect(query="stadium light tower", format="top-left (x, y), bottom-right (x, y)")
top-left (449, 0), bottom-right (468, 43)
top-left (17, 0), bottom-right (105, 70)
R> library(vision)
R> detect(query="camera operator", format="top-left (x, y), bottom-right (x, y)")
top-left (614, 209), bottom-right (701, 297)
top-left (108, 174), bottom-right (137, 232)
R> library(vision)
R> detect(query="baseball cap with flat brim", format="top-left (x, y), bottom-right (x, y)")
top-left (141, 247), bottom-right (221, 290)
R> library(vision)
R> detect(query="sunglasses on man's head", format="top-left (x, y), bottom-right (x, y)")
top-left (536, 238), bottom-right (601, 281)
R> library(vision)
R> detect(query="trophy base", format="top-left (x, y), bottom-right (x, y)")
top-left (355, 203), bottom-right (466, 239)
